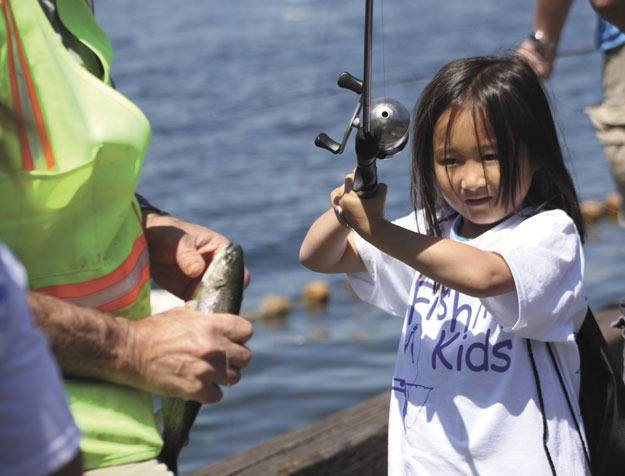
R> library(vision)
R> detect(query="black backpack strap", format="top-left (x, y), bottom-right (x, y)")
top-left (526, 339), bottom-right (557, 475)
top-left (575, 307), bottom-right (625, 475)
top-left (545, 341), bottom-right (590, 466)
top-left (529, 307), bottom-right (625, 475)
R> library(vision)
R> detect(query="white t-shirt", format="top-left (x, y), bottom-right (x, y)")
top-left (0, 243), bottom-right (81, 476)
top-left (348, 209), bottom-right (590, 475)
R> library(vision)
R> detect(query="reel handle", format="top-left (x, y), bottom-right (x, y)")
top-left (315, 133), bottom-right (341, 154)
top-left (337, 72), bottom-right (363, 95)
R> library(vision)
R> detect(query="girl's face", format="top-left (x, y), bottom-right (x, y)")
top-left (432, 106), bottom-right (533, 238)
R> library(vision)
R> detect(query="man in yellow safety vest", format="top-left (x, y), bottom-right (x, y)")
top-left (0, 1), bottom-right (253, 474)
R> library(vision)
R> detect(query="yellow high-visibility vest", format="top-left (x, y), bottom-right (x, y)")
top-left (0, 0), bottom-right (162, 469)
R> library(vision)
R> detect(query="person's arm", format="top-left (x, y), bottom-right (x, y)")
top-left (0, 244), bottom-right (83, 476)
top-left (364, 218), bottom-right (514, 298)
top-left (300, 183), bottom-right (367, 274)
top-left (517, 0), bottom-right (575, 78)
top-left (28, 292), bottom-right (253, 403)
top-left (299, 208), bottom-right (365, 274)
top-left (333, 180), bottom-right (514, 298)
top-left (590, 0), bottom-right (625, 31)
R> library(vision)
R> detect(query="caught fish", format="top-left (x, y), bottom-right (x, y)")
top-left (159, 243), bottom-right (245, 475)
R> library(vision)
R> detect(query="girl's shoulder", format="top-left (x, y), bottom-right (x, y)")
top-left (479, 208), bottom-right (582, 257)
top-left (472, 208), bottom-right (580, 250)
top-left (517, 208), bottom-right (578, 236)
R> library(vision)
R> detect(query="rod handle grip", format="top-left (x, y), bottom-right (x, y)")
top-left (353, 161), bottom-right (378, 198)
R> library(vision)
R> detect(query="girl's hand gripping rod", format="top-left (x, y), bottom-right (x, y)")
top-left (314, 0), bottom-right (411, 198)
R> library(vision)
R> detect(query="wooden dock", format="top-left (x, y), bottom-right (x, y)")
top-left (190, 306), bottom-right (624, 476)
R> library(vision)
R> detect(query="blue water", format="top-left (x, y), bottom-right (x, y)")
top-left (95, 1), bottom-right (625, 473)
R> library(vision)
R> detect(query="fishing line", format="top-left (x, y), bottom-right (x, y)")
top-left (225, 351), bottom-right (232, 391)
top-left (380, 0), bottom-right (387, 102)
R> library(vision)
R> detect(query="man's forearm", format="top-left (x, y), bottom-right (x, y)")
top-left (519, 0), bottom-right (575, 79)
top-left (27, 291), bottom-right (134, 383)
top-left (534, 0), bottom-right (574, 44)
top-left (28, 289), bottom-right (254, 402)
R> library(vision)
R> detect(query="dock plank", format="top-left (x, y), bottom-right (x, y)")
top-left (189, 392), bottom-right (389, 476)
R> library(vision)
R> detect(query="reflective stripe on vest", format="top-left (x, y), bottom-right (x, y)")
top-left (35, 234), bottom-right (150, 313)
top-left (0, 0), bottom-right (56, 171)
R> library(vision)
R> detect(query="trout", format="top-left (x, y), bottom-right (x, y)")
top-left (159, 243), bottom-right (245, 474)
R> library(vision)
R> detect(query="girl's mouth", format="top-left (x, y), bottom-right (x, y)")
top-left (465, 197), bottom-right (491, 206)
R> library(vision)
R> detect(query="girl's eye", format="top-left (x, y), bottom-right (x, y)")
top-left (482, 153), bottom-right (499, 162)
top-left (438, 157), bottom-right (458, 166)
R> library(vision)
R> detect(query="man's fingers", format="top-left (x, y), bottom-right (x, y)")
top-left (177, 233), bottom-right (206, 278)
top-left (225, 366), bottom-right (242, 386)
top-left (197, 383), bottom-right (223, 404)
top-left (223, 343), bottom-right (252, 370)
top-left (210, 313), bottom-right (254, 344)
top-left (194, 345), bottom-right (248, 391)
top-left (194, 366), bottom-right (241, 402)
top-left (196, 236), bottom-right (228, 258)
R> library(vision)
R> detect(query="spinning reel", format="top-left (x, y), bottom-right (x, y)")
top-left (314, 0), bottom-right (410, 198)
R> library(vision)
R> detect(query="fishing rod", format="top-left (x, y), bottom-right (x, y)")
top-left (314, 0), bottom-right (410, 198)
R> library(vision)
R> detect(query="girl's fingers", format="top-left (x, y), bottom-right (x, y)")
top-left (334, 206), bottom-right (350, 228)
top-left (344, 172), bottom-right (355, 193)
top-left (330, 185), bottom-right (347, 206)
top-left (330, 171), bottom-right (359, 226)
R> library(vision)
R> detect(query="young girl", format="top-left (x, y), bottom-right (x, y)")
top-left (300, 55), bottom-right (590, 475)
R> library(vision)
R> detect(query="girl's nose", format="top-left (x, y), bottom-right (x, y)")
top-left (461, 162), bottom-right (487, 192)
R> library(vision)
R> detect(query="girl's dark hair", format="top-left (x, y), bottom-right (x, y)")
top-left (411, 55), bottom-right (585, 242)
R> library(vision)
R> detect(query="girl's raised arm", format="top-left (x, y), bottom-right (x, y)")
top-left (299, 208), bottom-right (366, 274)
top-left (333, 181), bottom-right (515, 298)
top-left (365, 219), bottom-right (514, 298)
